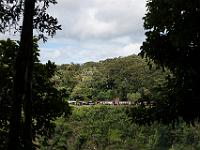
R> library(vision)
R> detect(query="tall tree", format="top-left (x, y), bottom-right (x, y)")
top-left (0, 39), bottom-right (70, 149)
top-left (140, 0), bottom-right (200, 122)
top-left (8, 1), bottom-right (35, 149)
top-left (1, 0), bottom-right (61, 149)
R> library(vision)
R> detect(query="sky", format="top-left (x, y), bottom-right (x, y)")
top-left (1, 0), bottom-right (147, 64)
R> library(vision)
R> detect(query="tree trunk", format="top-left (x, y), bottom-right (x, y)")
top-left (7, 0), bottom-right (35, 149)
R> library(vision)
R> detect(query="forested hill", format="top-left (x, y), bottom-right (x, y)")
top-left (55, 55), bottom-right (168, 102)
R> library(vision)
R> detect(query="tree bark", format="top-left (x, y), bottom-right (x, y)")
top-left (7, 0), bottom-right (35, 149)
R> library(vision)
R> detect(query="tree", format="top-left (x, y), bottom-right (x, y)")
top-left (127, 92), bottom-right (141, 103)
top-left (56, 55), bottom-right (166, 103)
top-left (0, 39), bottom-right (70, 149)
top-left (0, 39), bottom-right (16, 149)
top-left (140, 0), bottom-right (200, 123)
top-left (0, 1), bottom-right (61, 149)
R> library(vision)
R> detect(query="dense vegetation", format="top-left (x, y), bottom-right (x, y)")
top-left (56, 55), bottom-right (168, 103)
top-left (140, 0), bottom-right (200, 123)
top-left (1, 0), bottom-right (61, 149)
top-left (0, 39), bottom-right (70, 149)
top-left (39, 106), bottom-right (200, 150)
top-left (1, 0), bottom-right (200, 149)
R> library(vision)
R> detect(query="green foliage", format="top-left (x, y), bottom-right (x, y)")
top-left (140, 0), bottom-right (200, 122)
top-left (0, 0), bottom-right (61, 40)
top-left (127, 92), bottom-right (141, 103)
top-left (0, 39), bottom-right (71, 148)
top-left (57, 55), bottom-right (167, 102)
top-left (0, 39), bottom-right (17, 149)
top-left (39, 106), bottom-right (200, 150)
top-left (1, 0), bottom-right (62, 148)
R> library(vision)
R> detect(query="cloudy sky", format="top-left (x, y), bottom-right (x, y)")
top-left (1, 0), bottom-right (147, 64)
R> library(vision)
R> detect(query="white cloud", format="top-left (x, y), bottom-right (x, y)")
top-left (41, 49), bottom-right (61, 60)
top-left (122, 43), bottom-right (141, 55)
top-left (1, 0), bottom-right (146, 64)
top-left (40, 40), bottom-right (142, 64)
top-left (48, 0), bottom-right (146, 41)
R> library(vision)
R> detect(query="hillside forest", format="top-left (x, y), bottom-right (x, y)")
top-left (1, 0), bottom-right (200, 149)
top-left (3, 39), bottom-right (200, 150)
top-left (55, 55), bottom-right (168, 104)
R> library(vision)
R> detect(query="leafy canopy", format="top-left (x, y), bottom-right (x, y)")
top-left (140, 0), bottom-right (200, 123)
top-left (0, 39), bottom-right (71, 149)
top-left (0, 0), bottom-right (61, 41)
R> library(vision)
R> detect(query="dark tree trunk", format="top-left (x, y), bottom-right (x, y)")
top-left (7, 0), bottom-right (35, 149)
